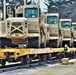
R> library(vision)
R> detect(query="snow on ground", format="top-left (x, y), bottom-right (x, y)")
top-left (0, 59), bottom-right (76, 75)
top-left (45, 63), bottom-right (59, 67)
top-left (69, 59), bottom-right (76, 62)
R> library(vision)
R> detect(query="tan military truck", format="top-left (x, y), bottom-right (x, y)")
top-left (71, 22), bottom-right (76, 47)
top-left (0, 17), bottom-right (28, 48)
top-left (5, 17), bottom-right (28, 47)
top-left (59, 19), bottom-right (72, 47)
top-left (0, 0), bottom-right (45, 48)
top-left (22, 1), bottom-right (46, 48)
top-left (14, 0), bottom-right (46, 48)
top-left (42, 13), bottom-right (60, 48)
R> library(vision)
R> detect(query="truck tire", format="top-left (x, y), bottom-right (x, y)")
top-left (48, 39), bottom-right (59, 48)
top-left (27, 37), bottom-right (40, 48)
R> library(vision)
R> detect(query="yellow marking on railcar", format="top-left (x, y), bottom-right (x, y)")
top-left (50, 48), bottom-right (64, 53)
top-left (29, 48), bottom-right (50, 54)
top-left (0, 48), bottom-right (30, 59)
top-left (70, 48), bottom-right (76, 52)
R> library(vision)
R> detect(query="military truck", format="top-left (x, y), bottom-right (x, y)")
top-left (42, 13), bottom-right (60, 48)
top-left (6, 0), bottom-right (45, 48)
top-left (23, 2), bottom-right (46, 48)
top-left (59, 19), bottom-right (72, 47)
top-left (6, 17), bottom-right (28, 45)
top-left (0, 17), bottom-right (28, 48)
top-left (72, 22), bottom-right (76, 47)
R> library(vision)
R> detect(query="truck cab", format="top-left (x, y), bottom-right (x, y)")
top-left (43, 13), bottom-right (60, 48)
top-left (72, 22), bottom-right (76, 47)
top-left (23, 2), bottom-right (46, 48)
top-left (6, 18), bottom-right (28, 45)
top-left (59, 19), bottom-right (72, 47)
top-left (3, 0), bottom-right (45, 48)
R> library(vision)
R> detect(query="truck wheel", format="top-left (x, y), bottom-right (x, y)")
top-left (27, 37), bottom-right (39, 48)
top-left (49, 39), bottom-right (59, 48)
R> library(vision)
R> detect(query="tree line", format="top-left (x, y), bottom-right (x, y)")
top-left (0, 0), bottom-right (76, 21)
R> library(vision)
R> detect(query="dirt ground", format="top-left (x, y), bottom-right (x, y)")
top-left (1, 59), bottom-right (76, 75)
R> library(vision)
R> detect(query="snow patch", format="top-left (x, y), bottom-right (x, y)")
top-left (46, 63), bottom-right (59, 67)
top-left (69, 59), bottom-right (76, 62)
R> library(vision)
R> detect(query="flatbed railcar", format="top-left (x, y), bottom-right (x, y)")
top-left (0, 0), bottom-right (76, 67)
top-left (0, 47), bottom-right (75, 67)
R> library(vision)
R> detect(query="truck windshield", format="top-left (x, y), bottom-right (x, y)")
top-left (61, 21), bottom-right (70, 28)
top-left (24, 8), bottom-right (38, 18)
top-left (72, 24), bottom-right (76, 30)
top-left (47, 16), bottom-right (57, 24)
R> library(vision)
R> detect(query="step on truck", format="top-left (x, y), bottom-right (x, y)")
top-left (0, 0), bottom-right (46, 48)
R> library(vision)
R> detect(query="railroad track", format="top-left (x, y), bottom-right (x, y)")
top-left (0, 59), bottom-right (60, 73)
top-left (0, 54), bottom-right (75, 73)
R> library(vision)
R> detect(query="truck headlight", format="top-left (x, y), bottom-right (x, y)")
top-left (7, 21), bottom-right (10, 26)
top-left (25, 21), bottom-right (27, 26)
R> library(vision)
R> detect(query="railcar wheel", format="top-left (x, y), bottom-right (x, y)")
top-left (2, 60), bottom-right (6, 67)
top-left (0, 59), bottom-right (6, 67)
top-left (25, 55), bottom-right (31, 65)
top-left (43, 55), bottom-right (47, 62)
top-left (40, 54), bottom-right (47, 62)
top-left (26, 58), bottom-right (31, 65)
top-left (47, 54), bottom-right (52, 61)
top-left (21, 56), bottom-right (31, 65)
top-left (21, 57), bottom-right (26, 65)
top-left (38, 56), bottom-right (41, 64)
